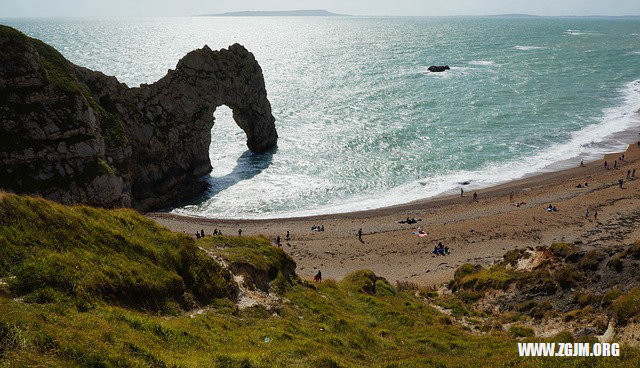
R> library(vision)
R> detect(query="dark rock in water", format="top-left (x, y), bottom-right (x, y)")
top-left (0, 25), bottom-right (278, 211)
top-left (428, 65), bottom-right (450, 73)
top-left (459, 181), bottom-right (471, 186)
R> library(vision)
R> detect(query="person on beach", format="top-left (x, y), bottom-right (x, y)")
top-left (286, 231), bottom-right (290, 240)
top-left (509, 191), bottom-right (514, 203)
top-left (619, 179), bottom-right (624, 189)
top-left (594, 211), bottom-right (598, 221)
top-left (358, 228), bottom-right (363, 242)
top-left (580, 160), bottom-right (584, 167)
top-left (473, 192), bottom-right (478, 202)
top-left (213, 229), bottom-right (218, 235)
top-left (238, 229), bottom-right (242, 237)
top-left (614, 161), bottom-right (618, 169)
top-left (276, 235), bottom-right (281, 246)
top-left (201, 229), bottom-right (205, 238)
top-left (585, 209), bottom-right (590, 219)
top-left (604, 161), bottom-right (608, 170)
top-left (314, 271), bottom-right (322, 283)
top-left (460, 188), bottom-right (464, 197)
top-left (196, 232), bottom-right (201, 239)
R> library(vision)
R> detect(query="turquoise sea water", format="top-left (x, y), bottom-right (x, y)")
top-left (3, 17), bottom-right (640, 218)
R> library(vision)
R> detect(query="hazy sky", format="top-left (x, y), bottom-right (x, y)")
top-left (1, 0), bottom-right (640, 17)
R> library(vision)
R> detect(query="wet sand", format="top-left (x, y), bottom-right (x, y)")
top-left (149, 143), bottom-right (640, 286)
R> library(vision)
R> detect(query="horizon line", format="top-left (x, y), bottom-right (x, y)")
top-left (2, 13), bottom-right (640, 19)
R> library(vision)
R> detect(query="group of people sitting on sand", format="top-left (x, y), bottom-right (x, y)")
top-left (546, 204), bottom-right (559, 212)
top-left (398, 217), bottom-right (421, 224)
top-left (311, 225), bottom-right (325, 232)
top-left (432, 242), bottom-right (450, 256)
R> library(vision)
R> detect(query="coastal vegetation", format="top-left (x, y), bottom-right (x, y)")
top-left (1, 193), bottom-right (639, 367)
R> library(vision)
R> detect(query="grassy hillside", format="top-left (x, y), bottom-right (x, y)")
top-left (0, 193), bottom-right (638, 367)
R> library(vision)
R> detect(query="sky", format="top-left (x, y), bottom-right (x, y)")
top-left (1, 0), bottom-right (640, 17)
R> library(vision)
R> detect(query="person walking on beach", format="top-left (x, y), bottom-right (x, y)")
top-left (238, 229), bottom-right (242, 237)
top-left (473, 192), bottom-right (478, 202)
top-left (594, 211), bottom-right (598, 221)
top-left (358, 228), bottom-right (363, 242)
top-left (286, 231), bottom-right (290, 240)
top-left (276, 235), bottom-right (281, 246)
top-left (585, 209), bottom-right (590, 219)
top-left (604, 161), bottom-right (608, 170)
top-left (460, 188), bottom-right (464, 197)
top-left (619, 179), bottom-right (624, 189)
top-left (580, 160), bottom-right (584, 167)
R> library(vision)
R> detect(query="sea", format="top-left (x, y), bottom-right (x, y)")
top-left (2, 16), bottom-right (640, 218)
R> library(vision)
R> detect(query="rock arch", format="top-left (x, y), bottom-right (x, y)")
top-left (0, 25), bottom-right (277, 211)
top-left (124, 44), bottom-right (278, 210)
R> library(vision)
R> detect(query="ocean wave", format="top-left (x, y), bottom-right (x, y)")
top-left (469, 60), bottom-right (496, 66)
top-left (565, 29), bottom-right (599, 36)
top-left (513, 45), bottom-right (545, 51)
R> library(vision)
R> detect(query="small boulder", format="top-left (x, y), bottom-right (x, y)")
top-left (428, 65), bottom-right (450, 73)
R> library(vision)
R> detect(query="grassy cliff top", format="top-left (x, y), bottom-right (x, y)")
top-left (0, 193), bottom-right (638, 367)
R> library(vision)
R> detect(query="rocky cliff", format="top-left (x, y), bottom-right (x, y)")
top-left (0, 25), bottom-right (277, 211)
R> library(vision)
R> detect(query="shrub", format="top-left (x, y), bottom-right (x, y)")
top-left (450, 265), bottom-right (517, 292)
top-left (602, 289), bottom-right (623, 306)
top-left (509, 325), bottom-right (535, 338)
top-left (577, 250), bottom-right (606, 271)
top-left (553, 265), bottom-right (583, 289)
top-left (549, 243), bottom-right (578, 259)
top-left (627, 242), bottom-right (640, 259)
top-left (612, 286), bottom-right (640, 324)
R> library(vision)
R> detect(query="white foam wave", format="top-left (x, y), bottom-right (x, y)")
top-left (469, 60), bottom-right (496, 66)
top-left (230, 79), bottom-right (640, 219)
top-left (513, 45), bottom-right (545, 51)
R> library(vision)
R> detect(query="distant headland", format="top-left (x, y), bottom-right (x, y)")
top-left (199, 10), bottom-right (350, 17)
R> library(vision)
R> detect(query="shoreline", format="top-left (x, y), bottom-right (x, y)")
top-left (149, 142), bottom-right (640, 286)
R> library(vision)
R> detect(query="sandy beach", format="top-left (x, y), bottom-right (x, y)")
top-left (149, 143), bottom-right (640, 286)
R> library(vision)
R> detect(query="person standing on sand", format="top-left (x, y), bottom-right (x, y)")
top-left (286, 231), bottom-right (290, 240)
top-left (580, 160), bottom-right (584, 167)
top-left (473, 192), bottom-right (478, 202)
top-left (509, 191), bottom-right (514, 203)
top-left (585, 209), bottom-right (589, 219)
top-left (238, 229), bottom-right (242, 237)
top-left (460, 188), bottom-right (464, 197)
top-left (594, 211), bottom-right (598, 221)
top-left (314, 271), bottom-right (322, 283)
top-left (358, 228), bottom-right (363, 242)
top-left (619, 179), bottom-right (624, 189)
top-left (276, 235), bottom-right (281, 246)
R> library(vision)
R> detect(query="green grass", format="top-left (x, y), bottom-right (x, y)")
top-left (612, 286), bottom-right (640, 324)
top-left (0, 193), bottom-right (233, 311)
top-left (1, 193), bottom-right (639, 367)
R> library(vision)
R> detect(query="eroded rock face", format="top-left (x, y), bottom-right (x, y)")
top-left (0, 26), bottom-right (277, 211)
